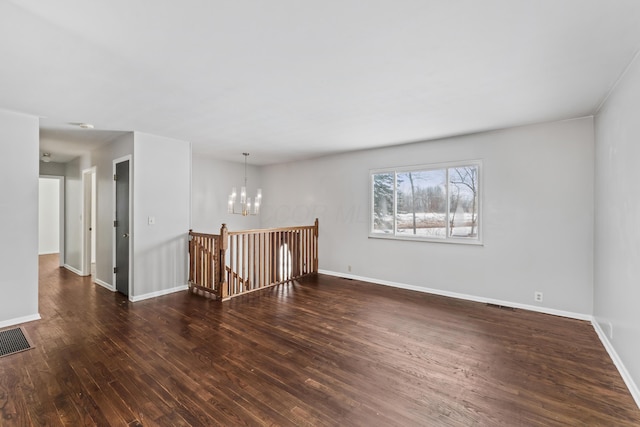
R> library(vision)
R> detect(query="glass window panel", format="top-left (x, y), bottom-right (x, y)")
top-left (372, 173), bottom-right (394, 234)
top-left (448, 166), bottom-right (479, 238)
top-left (396, 170), bottom-right (447, 238)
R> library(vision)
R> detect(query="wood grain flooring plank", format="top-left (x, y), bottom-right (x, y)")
top-left (1, 254), bottom-right (639, 426)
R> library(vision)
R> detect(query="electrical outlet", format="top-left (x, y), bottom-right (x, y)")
top-left (348, 265), bottom-right (352, 272)
top-left (534, 291), bottom-right (543, 303)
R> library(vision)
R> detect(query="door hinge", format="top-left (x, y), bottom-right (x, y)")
top-left (113, 174), bottom-right (118, 181)
top-left (114, 220), bottom-right (118, 227)
top-left (114, 267), bottom-right (118, 274)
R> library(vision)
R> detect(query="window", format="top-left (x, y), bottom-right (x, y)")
top-left (371, 161), bottom-right (481, 243)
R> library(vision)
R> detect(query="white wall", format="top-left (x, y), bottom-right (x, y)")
top-left (63, 156), bottom-right (86, 271)
top-left (40, 161), bottom-right (65, 176)
top-left (261, 118), bottom-right (595, 315)
top-left (594, 52), bottom-right (640, 402)
top-left (191, 155), bottom-right (262, 233)
top-left (92, 132), bottom-right (134, 287)
top-left (91, 171), bottom-right (96, 263)
top-left (62, 130), bottom-right (190, 300)
top-left (131, 132), bottom-right (191, 299)
top-left (38, 177), bottom-right (60, 254)
top-left (0, 110), bottom-right (39, 327)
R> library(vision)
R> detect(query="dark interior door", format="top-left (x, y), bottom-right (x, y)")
top-left (115, 160), bottom-right (130, 296)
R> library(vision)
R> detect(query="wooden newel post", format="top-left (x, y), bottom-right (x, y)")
top-left (313, 218), bottom-right (319, 273)
top-left (188, 229), bottom-right (194, 286)
top-left (219, 223), bottom-right (229, 300)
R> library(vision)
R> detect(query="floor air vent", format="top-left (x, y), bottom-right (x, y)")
top-left (0, 327), bottom-right (34, 358)
top-left (486, 303), bottom-right (515, 311)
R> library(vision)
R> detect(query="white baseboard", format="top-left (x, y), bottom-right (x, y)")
top-left (94, 278), bottom-right (114, 291)
top-left (129, 285), bottom-right (189, 302)
top-left (318, 270), bottom-right (591, 321)
top-left (63, 264), bottom-right (88, 276)
top-left (592, 320), bottom-right (640, 409)
top-left (0, 313), bottom-right (41, 329)
top-left (38, 251), bottom-right (59, 255)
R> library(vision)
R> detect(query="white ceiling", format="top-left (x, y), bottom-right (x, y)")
top-left (2, 0), bottom-right (640, 165)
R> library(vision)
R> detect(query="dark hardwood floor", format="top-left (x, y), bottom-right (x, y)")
top-left (0, 254), bottom-right (638, 426)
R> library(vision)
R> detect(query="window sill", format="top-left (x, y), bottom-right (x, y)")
top-left (369, 233), bottom-right (483, 246)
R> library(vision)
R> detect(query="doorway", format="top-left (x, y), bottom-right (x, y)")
top-left (114, 157), bottom-right (131, 296)
top-left (81, 167), bottom-right (97, 276)
top-left (39, 175), bottom-right (65, 266)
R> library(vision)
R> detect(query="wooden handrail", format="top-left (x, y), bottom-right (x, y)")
top-left (228, 224), bottom-right (316, 235)
top-left (188, 219), bottom-right (319, 301)
top-left (226, 265), bottom-right (247, 285)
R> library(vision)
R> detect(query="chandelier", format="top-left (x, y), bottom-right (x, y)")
top-left (228, 153), bottom-right (262, 216)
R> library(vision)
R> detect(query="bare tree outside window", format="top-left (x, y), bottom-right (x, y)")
top-left (449, 166), bottom-right (478, 238)
top-left (396, 170), bottom-right (446, 237)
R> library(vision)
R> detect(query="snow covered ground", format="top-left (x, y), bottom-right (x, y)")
top-left (375, 212), bottom-right (477, 238)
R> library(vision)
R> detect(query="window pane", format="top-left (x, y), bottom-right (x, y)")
top-left (396, 170), bottom-right (447, 238)
top-left (372, 173), bottom-right (394, 234)
top-left (448, 166), bottom-right (479, 238)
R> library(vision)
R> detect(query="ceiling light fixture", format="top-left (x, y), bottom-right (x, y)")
top-left (78, 123), bottom-right (94, 129)
top-left (41, 152), bottom-right (51, 163)
top-left (228, 153), bottom-right (262, 216)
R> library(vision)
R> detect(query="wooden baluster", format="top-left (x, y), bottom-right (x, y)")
top-left (285, 231), bottom-right (288, 282)
top-left (188, 230), bottom-right (193, 287)
top-left (268, 231), bottom-right (272, 284)
top-left (278, 231), bottom-right (287, 283)
top-left (258, 232), bottom-right (263, 288)
top-left (263, 232), bottom-right (267, 286)
top-left (305, 228), bottom-right (309, 274)
top-left (300, 229), bottom-right (305, 275)
top-left (254, 233), bottom-right (258, 288)
top-left (243, 233), bottom-right (247, 291)
top-left (197, 236), bottom-right (201, 287)
top-left (290, 231), bottom-right (294, 281)
top-left (295, 230), bottom-right (300, 277)
top-left (192, 236), bottom-right (197, 286)
top-left (209, 235), bottom-right (213, 289)
top-left (230, 235), bottom-right (235, 296)
top-left (278, 231), bottom-right (282, 283)
top-left (288, 231), bottom-right (293, 281)
top-left (219, 224), bottom-right (228, 300)
top-left (206, 235), bottom-right (210, 289)
top-left (214, 235), bottom-right (217, 290)
top-left (309, 228), bottom-right (312, 274)
top-left (205, 235), bottom-right (210, 289)
top-left (203, 237), bottom-right (207, 287)
top-left (272, 231), bottom-right (277, 284)
top-left (263, 232), bottom-right (267, 287)
top-left (302, 229), bottom-right (306, 275)
top-left (236, 235), bottom-right (240, 294)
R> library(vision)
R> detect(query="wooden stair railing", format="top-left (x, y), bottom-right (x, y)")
top-left (188, 230), bottom-right (224, 296)
top-left (225, 265), bottom-right (247, 289)
top-left (189, 219), bottom-right (319, 301)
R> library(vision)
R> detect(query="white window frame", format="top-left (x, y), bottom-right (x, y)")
top-left (369, 160), bottom-right (483, 245)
